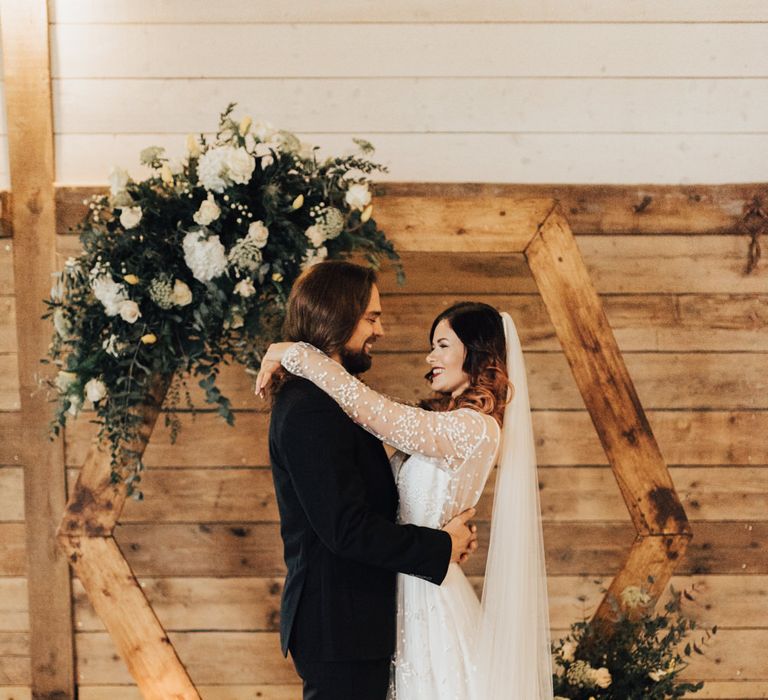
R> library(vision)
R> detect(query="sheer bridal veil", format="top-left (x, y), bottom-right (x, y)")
top-left (476, 311), bottom-right (554, 699)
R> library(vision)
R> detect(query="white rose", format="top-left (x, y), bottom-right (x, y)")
top-left (226, 147), bottom-right (256, 184)
top-left (171, 279), bottom-right (193, 306)
top-left (182, 230), bottom-right (228, 282)
top-left (119, 206), bottom-right (143, 229)
top-left (591, 667), bottom-right (612, 689)
top-left (118, 300), bottom-right (141, 324)
top-left (193, 193), bottom-right (221, 226)
top-left (53, 308), bottom-right (73, 339)
top-left (254, 142), bottom-right (274, 167)
top-left (234, 278), bottom-right (256, 297)
top-left (84, 377), bottom-right (108, 403)
top-left (55, 370), bottom-right (77, 394)
top-left (248, 220), bottom-right (269, 248)
top-left (305, 224), bottom-right (326, 248)
top-left (108, 166), bottom-right (130, 196)
top-left (345, 183), bottom-right (371, 211)
top-left (91, 274), bottom-right (128, 316)
top-left (561, 641), bottom-right (577, 662)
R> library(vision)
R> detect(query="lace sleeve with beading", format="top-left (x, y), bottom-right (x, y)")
top-left (282, 341), bottom-right (496, 470)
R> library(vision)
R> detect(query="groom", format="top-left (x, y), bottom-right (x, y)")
top-left (268, 261), bottom-right (477, 700)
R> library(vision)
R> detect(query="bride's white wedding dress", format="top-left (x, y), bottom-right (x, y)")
top-left (282, 342), bottom-right (501, 700)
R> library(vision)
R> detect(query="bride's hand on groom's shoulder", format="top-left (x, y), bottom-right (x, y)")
top-left (443, 508), bottom-right (478, 564)
top-left (254, 342), bottom-right (293, 398)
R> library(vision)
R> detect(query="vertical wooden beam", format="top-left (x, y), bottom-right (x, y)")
top-left (0, 1), bottom-right (75, 697)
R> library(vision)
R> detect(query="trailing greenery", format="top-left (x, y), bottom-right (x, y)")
top-left (44, 104), bottom-right (400, 496)
top-left (552, 580), bottom-right (716, 699)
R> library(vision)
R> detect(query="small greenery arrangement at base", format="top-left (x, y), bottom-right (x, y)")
top-left (552, 580), bottom-right (717, 700)
top-left (45, 104), bottom-right (400, 495)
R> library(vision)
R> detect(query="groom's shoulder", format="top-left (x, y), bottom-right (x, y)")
top-left (272, 377), bottom-right (345, 419)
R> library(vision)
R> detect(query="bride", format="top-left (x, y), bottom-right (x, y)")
top-left (258, 301), bottom-right (554, 699)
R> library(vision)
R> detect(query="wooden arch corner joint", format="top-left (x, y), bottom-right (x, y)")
top-left (525, 201), bottom-right (691, 623)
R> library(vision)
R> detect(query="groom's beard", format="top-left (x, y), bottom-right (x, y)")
top-left (340, 345), bottom-right (373, 375)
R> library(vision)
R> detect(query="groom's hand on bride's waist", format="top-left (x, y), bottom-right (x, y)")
top-left (443, 508), bottom-right (478, 564)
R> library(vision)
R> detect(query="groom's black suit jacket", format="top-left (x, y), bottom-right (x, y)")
top-left (269, 377), bottom-right (452, 661)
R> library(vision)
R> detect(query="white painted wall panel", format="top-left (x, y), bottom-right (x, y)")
top-left (45, 9), bottom-right (768, 185)
top-left (50, 24), bottom-right (768, 79)
top-left (53, 78), bottom-right (768, 134)
top-left (48, 0), bottom-right (768, 23)
top-left (56, 132), bottom-right (763, 185)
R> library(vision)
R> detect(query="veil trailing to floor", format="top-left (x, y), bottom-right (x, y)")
top-left (475, 311), bottom-right (554, 699)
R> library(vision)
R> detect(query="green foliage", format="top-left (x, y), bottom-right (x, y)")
top-left (552, 581), bottom-right (716, 699)
top-left (45, 105), bottom-right (401, 495)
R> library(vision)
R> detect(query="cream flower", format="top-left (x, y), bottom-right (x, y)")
top-left (118, 300), bottom-right (141, 324)
top-left (561, 641), bottom-right (577, 662)
top-left (102, 334), bottom-right (124, 357)
top-left (182, 230), bottom-right (228, 282)
top-left (620, 585), bottom-right (651, 609)
top-left (238, 116), bottom-right (253, 136)
top-left (345, 183), bottom-right (371, 211)
top-left (186, 134), bottom-right (201, 158)
top-left (91, 273), bottom-right (128, 316)
top-left (193, 193), bottom-right (221, 226)
top-left (254, 142), bottom-right (274, 168)
top-left (84, 377), bottom-right (107, 403)
top-left (247, 220), bottom-right (269, 248)
top-left (171, 279), bottom-right (193, 306)
top-left (592, 667), bottom-right (612, 688)
top-left (301, 245), bottom-right (328, 270)
top-left (234, 278), bottom-right (256, 297)
top-left (226, 147), bottom-right (256, 184)
top-left (305, 224), bottom-right (326, 248)
top-left (160, 163), bottom-right (174, 185)
top-left (119, 206), bottom-right (143, 229)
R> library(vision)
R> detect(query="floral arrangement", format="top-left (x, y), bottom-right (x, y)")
top-left (552, 580), bottom-right (716, 699)
top-left (45, 104), bottom-right (400, 495)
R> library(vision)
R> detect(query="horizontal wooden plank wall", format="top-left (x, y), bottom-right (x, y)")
top-left (2, 182), bottom-right (767, 698)
top-left (0, 2), bottom-right (764, 697)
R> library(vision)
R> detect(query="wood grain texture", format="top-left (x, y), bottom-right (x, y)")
top-left (53, 184), bottom-right (768, 237)
top-left (527, 206), bottom-right (688, 536)
top-left (0, 0), bottom-right (75, 695)
top-left (70, 574), bottom-right (768, 632)
top-left (61, 536), bottom-right (199, 699)
top-left (62, 409), bottom-right (768, 468)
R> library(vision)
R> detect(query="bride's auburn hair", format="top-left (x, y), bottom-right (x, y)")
top-left (420, 302), bottom-right (512, 426)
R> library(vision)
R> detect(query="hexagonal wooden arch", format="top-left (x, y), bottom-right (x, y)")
top-left (57, 197), bottom-right (691, 699)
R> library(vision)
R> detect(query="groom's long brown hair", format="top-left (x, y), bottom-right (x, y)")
top-left (271, 260), bottom-right (377, 397)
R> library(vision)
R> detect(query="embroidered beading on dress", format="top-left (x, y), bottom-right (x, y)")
top-left (281, 340), bottom-right (502, 700)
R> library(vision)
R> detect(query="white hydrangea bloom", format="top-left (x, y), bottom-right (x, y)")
top-left (91, 273), bottom-right (129, 316)
top-left (183, 230), bottom-right (228, 282)
top-left (197, 147), bottom-right (229, 193)
top-left (226, 147), bottom-right (256, 184)
top-left (316, 208), bottom-right (345, 240)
